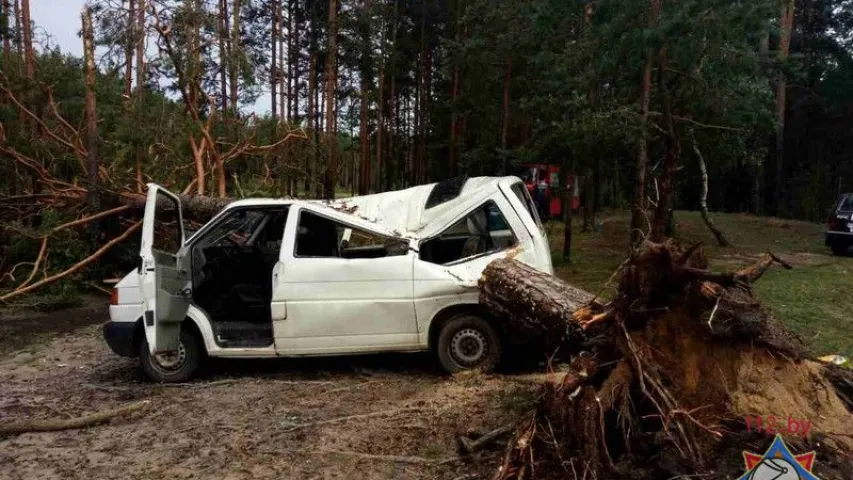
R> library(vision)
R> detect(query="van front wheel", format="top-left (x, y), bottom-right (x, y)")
top-left (139, 329), bottom-right (202, 383)
top-left (437, 315), bottom-right (501, 374)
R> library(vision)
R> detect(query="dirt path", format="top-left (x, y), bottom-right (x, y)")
top-left (0, 317), bottom-right (536, 480)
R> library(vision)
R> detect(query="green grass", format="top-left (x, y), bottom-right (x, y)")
top-left (549, 210), bottom-right (853, 357)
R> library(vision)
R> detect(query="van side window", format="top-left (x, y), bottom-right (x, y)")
top-left (419, 201), bottom-right (517, 265)
top-left (510, 182), bottom-right (543, 229)
top-left (152, 191), bottom-right (184, 255)
top-left (295, 210), bottom-right (408, 259)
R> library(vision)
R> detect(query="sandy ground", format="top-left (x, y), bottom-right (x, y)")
top-left (0, 306), bottom-right (538, 480)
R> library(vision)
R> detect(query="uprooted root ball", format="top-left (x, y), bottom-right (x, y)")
top-left (482, 241), bottom-right (853, 480)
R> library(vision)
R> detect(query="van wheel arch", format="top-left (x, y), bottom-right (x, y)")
top-left (427, 305), bottom-right (505, 351)
top-left (130, 316), bottom-right (207, 358)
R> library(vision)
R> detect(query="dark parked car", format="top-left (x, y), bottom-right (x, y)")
top-left (826, 193), bottom-right (853, 256)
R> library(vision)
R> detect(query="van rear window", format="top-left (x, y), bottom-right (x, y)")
top-left (510, 182), bottom-right (543, 228)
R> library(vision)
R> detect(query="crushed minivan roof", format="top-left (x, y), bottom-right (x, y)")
top-left (218, 176), bottom-right (522, 240)
top-left (326, 176), bottom-right (517, 237)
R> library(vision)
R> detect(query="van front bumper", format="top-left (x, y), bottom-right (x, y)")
top-left (102, 321), bottom-right (138, 357)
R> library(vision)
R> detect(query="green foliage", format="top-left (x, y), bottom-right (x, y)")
top-left (3, 0), bottom-right (853, 302)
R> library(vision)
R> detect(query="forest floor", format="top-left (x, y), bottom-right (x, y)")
top-left (0, 210), bottom-right (849, 479)
top-left (0, 318), bottom-right (538, 480)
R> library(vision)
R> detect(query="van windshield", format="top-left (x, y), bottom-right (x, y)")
top-left (510, 182), bottom-right (543, 230)
top-left (840, 195), bottom-right (853, 211)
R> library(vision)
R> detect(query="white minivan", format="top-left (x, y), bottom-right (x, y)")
top-left (103, 176), bottom-right (553, 382)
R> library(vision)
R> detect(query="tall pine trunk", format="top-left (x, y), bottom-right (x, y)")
top-left (134, 0), bottom-right (146, 192)
top-left (2, 0), bottom-right (11, 69)
top-left (219, 0), bottom-right (228, 110)
top-left (448, 0), bottom-right (462, 178)
top-left (20, 0), bottom-right (32, 78)
top-left (271, 0), bottom-right (279, 118)
top-left (774, 0), bottom-right (795, 216)
top-left (649, 47), bottom-right (678, 242)
top-left (561, 161), bottom-right (573, 263)
top-left (13, 0), bottom-right (21, 59)
top-left (500, 56), bottom-right (512, 174)
top-left (306, 51), bottom-right (316, 195)
top-left (229, 0), bottom-right (241, 113)
top-left (278, 4), bottom-right (286, 120)
top-left (82, 7), bottom-right (99, 210)
top-left (359, 74), bottom-right (369, 194)
top-left (629, 0), bottom-right (660, 246)
top-left (375, 66), bottom-right (384, 192)
top-left (323, 0), bottom-right (338, 199)
top-left (123, 0), bottom-right (134, 104)
top-left (288, 0), bottom-right (299, 124)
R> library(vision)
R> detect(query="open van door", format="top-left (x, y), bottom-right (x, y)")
top-left (139, 184), bottom-right (192, 355)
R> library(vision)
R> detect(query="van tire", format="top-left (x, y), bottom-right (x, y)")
top-left (139, 328), bottom-right (202, 383)
top-left (831, 244), bottom-right (848, 256)
top-left (437, 314), bottom-right (501, 374)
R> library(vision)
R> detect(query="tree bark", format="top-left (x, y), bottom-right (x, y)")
top-left (323, 0), bottom-right (338, 200)
top-left (229, 0), bottom-right (241, 113)
top-left (649, 46), bottom-right (678, 242)
top-left (20, 0), bottom-right (31, 78)
top-left (420, 48), bottom-right (431, 184)
top-left (13, 0), bottom-right (21, 60)
top-left (271, 0), bottom-right (279, 118)
top-left (582, 174), bottom-right (593, 233)
top-left (288, 0), bottom-right (299, 124)
top-left (306, 51), bottom-right (317, 195)
top-left (359, 73), bottom-right (370, 195)
top-left (278, 1), bottom-right (286, 120)
top-left (189, 135), bottom-right (206, 195)
top-left (2, 0), bottom-right (11, 69)
top-left (691, 133), bottom-right (730, 247)
top-left (501, 55), bottom-right (512, 173)
top-left (449, 64), bottom-right (460, 177)
top-left (218, 0), bottom-right (228, 111)
top-left (561, 162), bottom-right (573, 262)
top-left (82, 6), bottom-right (99, 211)
top-left (478, 258), bottom-right (595, 352)
top-left (134, 0), bottom-right (146, 192)
top-left (375, 65), bottom-right (384, 192)
top-left (123, 0), bottom-right (135, 104)
top-left (774, 0), bottom-right (795, 217)
top-left (448, 0), bottom-right (462, 178)
top-left (629, 0), bottom-right (660, 246)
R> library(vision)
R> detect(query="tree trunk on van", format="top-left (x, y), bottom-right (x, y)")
top-left (479, 257), bottom-right (595, 354)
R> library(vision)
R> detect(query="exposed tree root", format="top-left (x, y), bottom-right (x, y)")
top-left (480, 240), bottom-right (853, 479)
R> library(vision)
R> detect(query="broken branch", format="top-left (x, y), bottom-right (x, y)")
top-left (459, 424), bottom-right (515, 454)
top-left (0, 401), bottom-right (150, 435)
top-left (0, 221), bottom-right (142, 302)
top-left (282, 407), bottom-right (428, 432)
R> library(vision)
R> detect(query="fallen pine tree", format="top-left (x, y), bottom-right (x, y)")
top-left (479, 240), bottom-right (853, 479)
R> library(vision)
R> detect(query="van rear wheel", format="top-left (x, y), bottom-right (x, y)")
top-left (437, 314), bottom-right (501, 374)
top-left (139, 329), bottom-right (202, 383)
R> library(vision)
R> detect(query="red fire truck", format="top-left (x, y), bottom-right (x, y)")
top-left (513, 164), bottom-right (580, 219)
